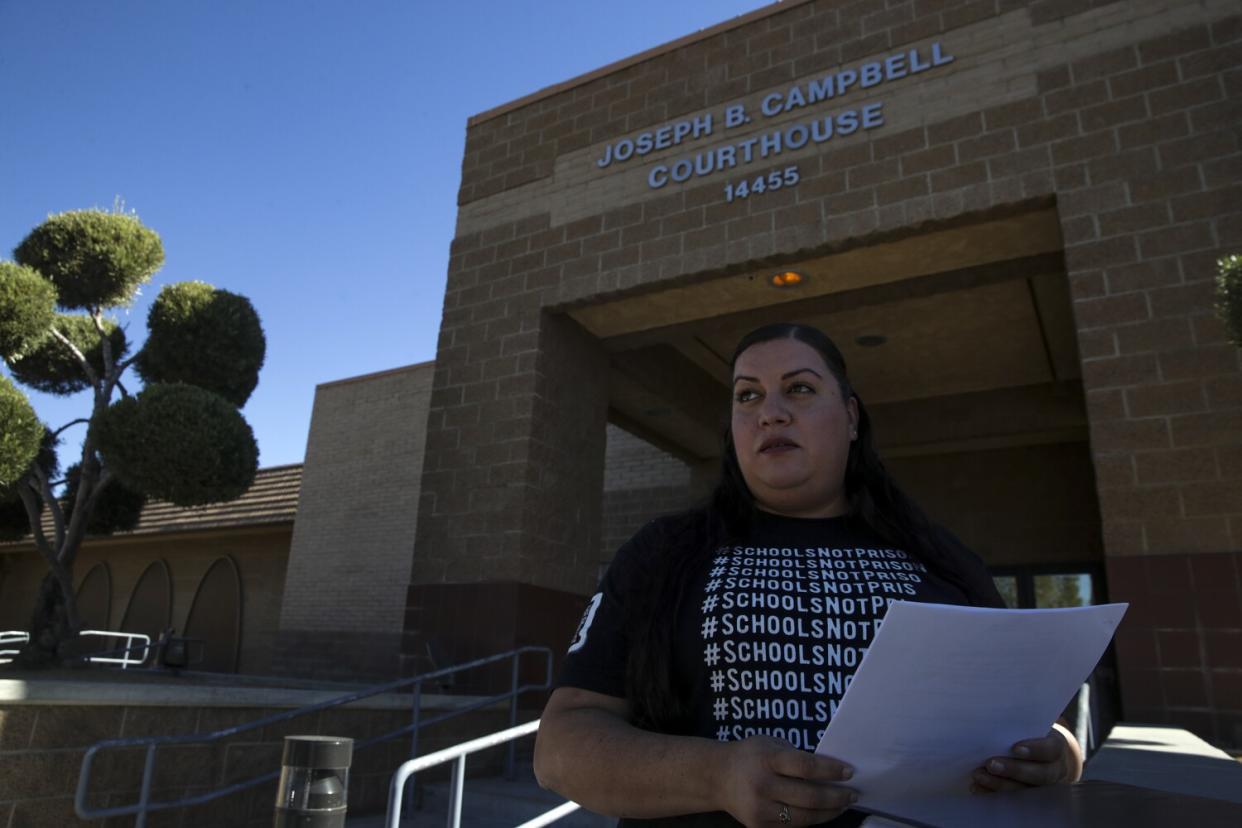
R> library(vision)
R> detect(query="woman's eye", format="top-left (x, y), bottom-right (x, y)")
top-left (735, 389), bottom-right (759, 403)
top-left (787, 382), bottom-right (815, 394)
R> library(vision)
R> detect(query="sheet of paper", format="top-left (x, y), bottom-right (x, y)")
top-left (814, 601), bottom-right (1127, 811)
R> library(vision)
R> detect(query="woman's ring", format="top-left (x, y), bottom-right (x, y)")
top-left (778, 803), bottom-right (791, 824)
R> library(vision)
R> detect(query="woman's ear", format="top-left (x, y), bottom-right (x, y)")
top-left (847, 396), bottom-right (860, 440)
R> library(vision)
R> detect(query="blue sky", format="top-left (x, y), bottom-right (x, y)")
top-left (0, 0), bottom-right (771, 468)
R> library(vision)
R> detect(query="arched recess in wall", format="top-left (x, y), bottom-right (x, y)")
top-left (119, 560), bottom-right (173, 644)
top-left (75, 563), bottom-right (112, 630)
top-left (183, 556), bottom-right (242, 673)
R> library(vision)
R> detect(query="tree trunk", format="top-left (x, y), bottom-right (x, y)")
top-left (18, 565), bottom-right (81, 666)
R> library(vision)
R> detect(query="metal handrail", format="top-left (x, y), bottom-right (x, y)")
top-left (0, 630), bottom-right (30, 663)
top-left (386, 719), bottom-right (580, 828)
top-left (74, 645), bottom-right (554, 826)
top-left (1, 629), bottom-right (152, 667)
top-left (79, 630), bottom-right (151, 669)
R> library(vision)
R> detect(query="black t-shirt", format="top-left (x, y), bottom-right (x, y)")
top-left (558, 510), bottom-right (1004, 827)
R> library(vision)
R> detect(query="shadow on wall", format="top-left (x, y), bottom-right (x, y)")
top-left (75, 557), bottom-right (242, 672)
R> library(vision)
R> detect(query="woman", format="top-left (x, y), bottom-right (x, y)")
top-left (534, 323), bottom-right (1081, 826)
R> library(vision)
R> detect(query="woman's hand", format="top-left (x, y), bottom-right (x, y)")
top-left (717, 735), bottom-right (857, 827)
top-left (970, 723), bottom-right (1083, 793)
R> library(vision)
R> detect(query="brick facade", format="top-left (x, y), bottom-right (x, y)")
top-left (0, 695), bottom-right (511, 827)
top-left (412, 0), bottom-right (1242, 747)
top-left (275, 363), bottom-right (434, 681)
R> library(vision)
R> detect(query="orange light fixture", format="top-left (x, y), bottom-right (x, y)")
top-left (770, 271), bottom-right (804, 288)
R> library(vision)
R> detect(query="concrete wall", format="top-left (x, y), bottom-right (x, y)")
top-left (274, 363), bottom-right (434, 681)
top-left (0, 686), bottom-right (512, 828)
top-left (416, 0), bottom-right (1242, 746)
top-left (889, 442), bottom-right (1104, 568)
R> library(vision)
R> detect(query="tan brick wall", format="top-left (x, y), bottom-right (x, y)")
top-left (603, 425), bottom-right (692, 492)
top-left (275, 363), bottom-right (433, 680)
top-left (600, 425), bottom-right (697, 573)
top-left (419, 0), bottom-right (1242, 744)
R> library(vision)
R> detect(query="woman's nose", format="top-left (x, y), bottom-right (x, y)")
top-left (758, 397), bottom-right (791, 426)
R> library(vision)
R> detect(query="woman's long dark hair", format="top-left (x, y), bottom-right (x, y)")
top-left (625, 323), bottom-right (976, 731)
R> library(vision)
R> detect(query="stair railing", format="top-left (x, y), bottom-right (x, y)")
top-left (74, 645), bottom-right (554, 827)
top-left (385, 718), bottom-right (582, 828)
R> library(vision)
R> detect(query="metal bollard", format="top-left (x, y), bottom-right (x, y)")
top-left (273, 735), bottom-right (354, 828)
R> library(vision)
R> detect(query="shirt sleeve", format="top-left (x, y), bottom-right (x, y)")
top-left (556, 520), bottom-right (663, 698)
top-left (934, 524), bottom-right (1007, 609)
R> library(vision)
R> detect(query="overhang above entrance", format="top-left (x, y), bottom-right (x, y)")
top-left (583, 207), bottom-right (1085, 461)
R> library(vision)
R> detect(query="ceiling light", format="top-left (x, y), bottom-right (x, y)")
top-left (770, 271), bottom-right (804, 288)
top-left (856, 334), bottom-right (887, 348)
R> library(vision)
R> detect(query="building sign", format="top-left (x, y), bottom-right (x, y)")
top-left (594, 41), bottom-right (955, 200)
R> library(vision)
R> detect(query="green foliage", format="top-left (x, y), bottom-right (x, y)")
top-left (0, 375), bottom-right (42, 491)
top-left (0, 428), bottom-right (58, 541)
top-left (135, 281), bottom-right (266, 406)
top-left (1035, 574), bottom-right (1085, 609)
top-left (97, 383), bottom-right (258, 506)
top-left (62, 464), bottom-right (145, 535)
top-left (0, 496), bottom-right (33, 542)
top-left (13, 210), bottom-right (163, 310)
top-left (0, 261), bottom-right (57, 359)
top-left (8, 314), bottom-right (128, 395)
top-left (1215, 254), bottom-right (1242, 347)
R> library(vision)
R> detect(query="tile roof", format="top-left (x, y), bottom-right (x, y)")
top-left (1, 464), bottom-right (301, 547)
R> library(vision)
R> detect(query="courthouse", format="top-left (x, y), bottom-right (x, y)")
top-left (1, 0), bottom-right (1238, 753)
top-left (399, 0), bottom-right (1241, 750)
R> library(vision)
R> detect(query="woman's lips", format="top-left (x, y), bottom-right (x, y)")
top-left (759, 439), bottom-right (799, 453)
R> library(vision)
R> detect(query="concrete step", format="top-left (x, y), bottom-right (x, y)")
top-left (346, 763), bottom-right (612, 827)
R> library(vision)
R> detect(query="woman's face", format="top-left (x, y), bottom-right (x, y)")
top-left (731, 337), bottom-right (859, 519)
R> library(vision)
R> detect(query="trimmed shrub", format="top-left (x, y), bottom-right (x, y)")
top-left (136, 281), bottom-right (266, 406)
top-left (0, 261), bottom-right (57, 359)
top-left (0, 375), bottom-right (41, 490)
top-left (0, 496), bottom-right (33, 542)
top-left (14, 210), bottom-right (163, 309)
top-left (8, 314), bottom-right (128, 395)
top-left (97, 383), bottom-right (257, 506)
top-left (62, 464), bottom-right (145, 535)
top-left (1215, 254), bottom-right (1242, 347)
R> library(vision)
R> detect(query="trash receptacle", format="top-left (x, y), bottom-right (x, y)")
top-left (273, 735), bottom-right (353, 828)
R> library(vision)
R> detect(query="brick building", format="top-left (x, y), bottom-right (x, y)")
top-left (0, 466), bottom-right (298, 674)
top-left (0, 361), bottom-right (686, 683)
top-left (0, 0), bottom-right (1236, 753)
top-left (405, 0), bottom-right (1242, 750)
top-left (0, 364), bottom-right (437, 680)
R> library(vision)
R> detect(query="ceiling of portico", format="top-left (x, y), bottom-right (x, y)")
top-left (578, 207), bottom-right (1087, 462)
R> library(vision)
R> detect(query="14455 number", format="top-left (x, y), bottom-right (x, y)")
top-left (724, 166), bottom-right (800, 203)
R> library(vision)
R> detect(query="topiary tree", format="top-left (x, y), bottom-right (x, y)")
top-left (0, 208), bottom-right (265, 665)
top-left (1215, 254), bottom-right (1242, 348)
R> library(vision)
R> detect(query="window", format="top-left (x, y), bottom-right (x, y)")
top-left (992, 566), bottom-right (1100, 609)
top-left (991, 563), bottom-right (1117, 756)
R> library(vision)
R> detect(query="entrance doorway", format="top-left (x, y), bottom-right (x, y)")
top-left (571, 205), bottom-right (1106, 585)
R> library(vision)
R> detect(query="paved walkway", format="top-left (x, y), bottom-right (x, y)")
top-left (1081, 722), bottom-right (1242, 803)
top-left (346, 724), bottom-right (1242, 827)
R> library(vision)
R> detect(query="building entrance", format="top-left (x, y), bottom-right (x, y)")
top-left (575, 204), bottom-right (1105, 582)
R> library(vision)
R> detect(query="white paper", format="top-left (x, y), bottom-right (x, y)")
top-left (814, 601), bottom-right (1127, 810)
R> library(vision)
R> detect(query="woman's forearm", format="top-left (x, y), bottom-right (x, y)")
top-left (534, 705), bottom-right (729, 818)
